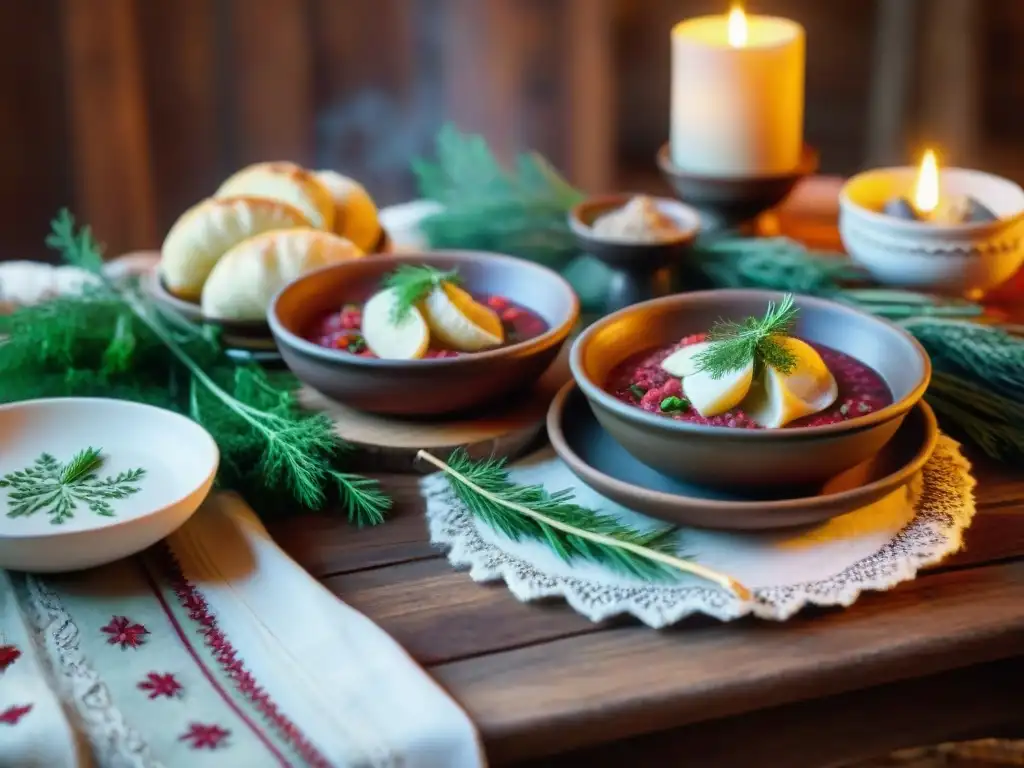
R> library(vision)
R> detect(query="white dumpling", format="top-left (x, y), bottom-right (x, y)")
top-left (216, 162), bottom-right (336, 231)
top-left (159, 196), bottom-right (311, 299)
top-left (201, 229), bottom-right (364, 321)
top-left (315, 170), bottom-right (382, 252)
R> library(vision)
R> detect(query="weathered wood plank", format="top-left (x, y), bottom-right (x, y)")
top-left (432, 560), bottom-right (1024, 763)
top-left (61, 0), bottom-right (157, 255)
top-left (321, 558), bottom-right (604, 666)
top-left (135, 0), bottom-right (222, 233)
top-left (513, 659), bottom-right (1024, 768)
top-left (223, 0), bottom-right (314, 165)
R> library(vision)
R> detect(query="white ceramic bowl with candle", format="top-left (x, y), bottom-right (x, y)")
top-left (839, 163), bottom-right (1024, 297)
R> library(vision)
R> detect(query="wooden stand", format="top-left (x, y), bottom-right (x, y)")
top-left (299, 351), bottom-right (571, 473)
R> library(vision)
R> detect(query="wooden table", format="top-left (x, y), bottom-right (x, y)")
top-left (268, 179), bottom-right (1024, 768)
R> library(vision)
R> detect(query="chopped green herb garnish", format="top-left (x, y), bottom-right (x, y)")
top-left (840, 403), bottom-right (850, 416)
top-left (857, 401), bottom-right (871, 413)
top-left (659, 396), bottom-right (689, 413)
top-left (382, 265), bottom-right (461, 322)
top-left (347, 336), bottom-right (367, 353)
top-left (694, 294), bottom-right (799, 380)
top-left (629, 384), bottom-right (647, 399)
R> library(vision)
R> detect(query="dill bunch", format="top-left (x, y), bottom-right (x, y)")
top-left (0, 210), bottom-right (391, 525)
top-left (381, 264), bottom-right (459, 321)
top-left (694, 294), bottom-right (799, 379)
top-left (413, 124), bottom-right (584, 269)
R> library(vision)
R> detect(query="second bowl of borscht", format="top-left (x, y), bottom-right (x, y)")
top-left (268, 251), bottom-right (579, 415)
top-left (569, 289), bottom-right (931, 489)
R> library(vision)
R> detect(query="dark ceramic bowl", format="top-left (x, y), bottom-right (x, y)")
top-left (567, 193), bottom-right (700, 270)
top-left (569, 289), bottom-right (931, 489)
top-left (268, 250), bottom-right (579, 415)
top-left (657, 143), bottom-right (819, 229)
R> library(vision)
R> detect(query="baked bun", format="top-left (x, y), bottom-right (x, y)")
top-left (316, 170), bottom-right (382, 252)
top-left (201, 229), bottom-right (365, 321)
top-left (217, 162), bottom-right (335, 231)
top-left (160, 196), bottom-right (311, 299)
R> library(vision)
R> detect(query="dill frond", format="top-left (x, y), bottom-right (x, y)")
top-left (381, 264), bottom-right (459, 322)
top-left (694, 294), bottom-right (799, 379)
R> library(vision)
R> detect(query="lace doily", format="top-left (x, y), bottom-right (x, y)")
top-left (421, 435), bottom-right (976, 627)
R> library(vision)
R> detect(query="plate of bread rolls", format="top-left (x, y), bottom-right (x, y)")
top-left (151, 161), bottom-right (388, 349)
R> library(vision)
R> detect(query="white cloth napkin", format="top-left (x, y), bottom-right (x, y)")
top-left (1, 494), bottom-right (484, 768)
top-left (169, 493), bottom-right (484, 768)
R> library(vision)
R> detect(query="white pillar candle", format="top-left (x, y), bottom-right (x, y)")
top-left (670, 11), bottom-right (805, 177)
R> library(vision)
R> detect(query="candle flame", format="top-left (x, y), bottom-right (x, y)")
top-left (728, 4), bottom-right (748, 47)
top-left (914, 149), bottom-right (940, 215)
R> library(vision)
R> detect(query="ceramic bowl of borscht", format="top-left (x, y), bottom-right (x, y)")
top-left (569, 289), bottom-right (931, 489)
top-left (268, 251), bottom-right (579, 415)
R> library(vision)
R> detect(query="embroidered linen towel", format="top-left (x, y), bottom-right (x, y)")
top-left (1, 493), bottom-right (485, 767)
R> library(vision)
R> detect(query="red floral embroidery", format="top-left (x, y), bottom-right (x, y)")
top-left (0, 644), bottom-right (21, 671)
top-left (138, 672), bottom-right (183, 699)
top-left (156, 546), bottom-right (330, 768)
top-left (0, 704), bottom-right (32, 725)
top-left (179, 722), bottom-right (230, 750)
top-left (101, 615), bottom-right (149, 649)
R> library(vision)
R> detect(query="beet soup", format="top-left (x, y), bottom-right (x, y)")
top-left (606, 333), bottom-right (893, 428)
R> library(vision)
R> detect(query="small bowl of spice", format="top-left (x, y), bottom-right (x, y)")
top-left (568, 194), bottom-right (700, 314)
top-left (839, 151), bottom-right (1024, 298)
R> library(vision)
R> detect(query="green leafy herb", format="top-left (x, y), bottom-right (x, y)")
top-left (382, 264), bottom-right (460, 322)
top-left (0, 210), bottom-right (391, 526)
top-left (659, 396), bottom-right (689, 413)
top-left (629, 384), bottom-right (647, 399)
top-left (413, 125), bottom-right (584, 269)
top-left (0, 447), bottom-right (144, 524)
top-left (417, 449), bottom-right (751, 598)
top-left (694, 294), bottom-right (799, 379)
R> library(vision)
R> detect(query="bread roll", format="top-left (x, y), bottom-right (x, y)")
top-left (160, 196), bottom-right (311, 299)
top-left (316, 170), bottom-right (382, 252)
top-left (201, 229), bottom-right (365, 321)
top-left (217, 162), bottom-right (335, 231)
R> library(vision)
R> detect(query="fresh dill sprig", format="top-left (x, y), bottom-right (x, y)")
top-left (381, 264), bottom-right (460, 321)
top-left (58, 446), bottom-right (104, 484)
top-left (418, 449), bottom-right (750, 597)
top-left (694, 294), bottom-right (800, 379)
top-left (45, 208), bottom-right (106, 274)
top-left (3, 210), bottom-right (393, 526)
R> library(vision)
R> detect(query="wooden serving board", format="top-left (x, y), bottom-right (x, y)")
top-left (298, 348), bottom-right (572, 473)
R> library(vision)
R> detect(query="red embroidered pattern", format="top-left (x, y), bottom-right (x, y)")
top-left (138, 672), bottom-right (184, 699)
top-left (0, 644), bottom-right (21, 672)
top-left (0, 704), bottom-right (32, 725)
top-left (101, 616), bottom-right (149, 649)
top-left (179, 722), bottom-right (230, 750)
top-left (156, 546), bottom-right (330, 768)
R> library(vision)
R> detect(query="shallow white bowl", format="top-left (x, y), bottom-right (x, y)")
top-left (0, 398), bottom-right (218, 572)
top-left (839, 167), bottom-right (1024, 297)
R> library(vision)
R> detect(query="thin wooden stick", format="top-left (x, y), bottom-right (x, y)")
top-left (417, 450), bottom-right (752, 601)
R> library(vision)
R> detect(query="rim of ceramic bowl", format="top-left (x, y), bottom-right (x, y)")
top-left (0, 397), bottom-right (220, 540)
top-left (567, 193), bottom-right (702, 245)
top-left (267, 250), bottom-right (581, 368)
top-left (548, 381), bottom-right (938, 512)
top-left (569, 288), bottom-right (932, 441)
top-left (839, 166), bottom-right (1024, 235)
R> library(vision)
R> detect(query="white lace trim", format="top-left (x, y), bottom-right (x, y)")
top-left (16, 574), bottom-right (162, 768)
top-left (422, 435), bottom-right (976, 627)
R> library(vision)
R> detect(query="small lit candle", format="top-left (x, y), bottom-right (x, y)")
top-left (913, 149), bottom-right (940, 218)
top-left (670, 4), bottom-right (805, 177)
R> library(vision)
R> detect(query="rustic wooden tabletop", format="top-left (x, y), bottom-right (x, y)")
top-left (267, 178), bottom-right (1024, 768)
